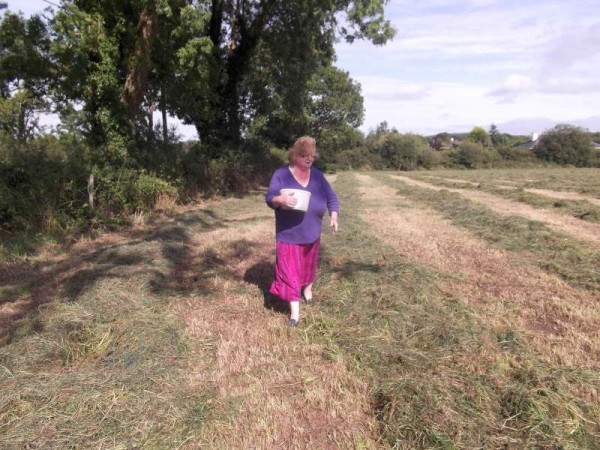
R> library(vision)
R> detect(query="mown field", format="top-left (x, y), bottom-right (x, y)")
top-left (1, 168), bottom-right (599, 449)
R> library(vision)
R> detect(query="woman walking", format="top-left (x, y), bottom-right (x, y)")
top-left (265, 136), bottom-right (339, 326)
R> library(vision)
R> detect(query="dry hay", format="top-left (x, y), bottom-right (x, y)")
top-left (441, 177), bottom-right (480, 186)
top-left (359, 174), bottom-right (600, 369)
top-left (172, 209), bottom-right (378, 448)
top-left (525, 188), bottom-right (600, 207)
top-left (391, 175), bottom-right (600, 248)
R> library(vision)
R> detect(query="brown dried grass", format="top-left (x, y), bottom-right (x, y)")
top-left (358, 177), bottom-right (600, 368)
top-left (168, 198), bottom-right (379, 449)
top-left (391, 175), bottom-right (600, 248)
top-left (525, 188), bottom-right (600, 206)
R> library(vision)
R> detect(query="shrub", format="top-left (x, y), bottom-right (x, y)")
top-left (592, 148), bottom-right (600, 168)
top-left (497, 145), bottom-right (535, 163)
top-left (370, 133), bottom-right (438, 170)
top-left (452, 141), bottom-right (495, 169)
top-left (334, 146), bottom-right (373, 170)
top-left (533, 124), bottom-right (593, 167)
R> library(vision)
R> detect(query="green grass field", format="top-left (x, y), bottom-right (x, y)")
top-left (1, 168), bottom-right (599, 448)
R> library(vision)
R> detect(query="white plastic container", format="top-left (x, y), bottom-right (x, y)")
top-left (280, 188), bottom-right (311, 212)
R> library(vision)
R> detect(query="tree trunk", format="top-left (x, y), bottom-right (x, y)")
top-left (123, 7), bottom-right (159, 115)
top-left (147, 99), bottom-right (154, 141)
top-left (161, 87), bottom-right (168, 144)
top-left (87, 173), bottom-right (95, 211)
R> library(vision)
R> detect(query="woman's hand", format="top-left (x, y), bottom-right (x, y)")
top-left (275, 192), bottom-right (298, 209)
top-left (330, 211), bottom-right (338, 233)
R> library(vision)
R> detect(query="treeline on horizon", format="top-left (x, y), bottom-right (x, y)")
top-left (1, 1), bottom-right (599, 248)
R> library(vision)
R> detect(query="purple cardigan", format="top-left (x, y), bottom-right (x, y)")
top-left (266, 166), bottom-right (339, 244)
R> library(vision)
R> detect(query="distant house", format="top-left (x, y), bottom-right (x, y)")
top-left (515, 132), bottom-right (539, 150)
top-left (429, 135), bottom-right (460, 151)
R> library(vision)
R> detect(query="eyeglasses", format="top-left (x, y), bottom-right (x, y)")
top-left (301, 154), bottom-right (317, 160)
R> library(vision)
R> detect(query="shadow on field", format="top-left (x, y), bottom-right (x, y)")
top-left (0, 207), bottom-right (271, 343)
top-left (326, 259), bottom-right (383, 279)
top-left (243, 261), bottom-right (289, 314)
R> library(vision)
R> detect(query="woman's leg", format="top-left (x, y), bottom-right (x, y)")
top-left (290, 300), bottom-right (300, 322)
top-left (303, 283), bottom-right (313, 300)
top-left (301, 239), bottom-right (319, 302)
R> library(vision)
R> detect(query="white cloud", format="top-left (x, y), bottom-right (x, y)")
top-left (543, 23), bottom-right (600, 72)
top-left (489, 74), bottom-right (537, 97)
top-left (360, 77), bottom-right (428, 101)
top-left (337, 1), bottom-right (600, 135)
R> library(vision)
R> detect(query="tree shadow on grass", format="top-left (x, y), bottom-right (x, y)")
top-left (0, 203), bottom-right (279, 344)
top-left (0, 208), bottom-right (237, 343)
top-left (243, 261), bottom-right (289, 315)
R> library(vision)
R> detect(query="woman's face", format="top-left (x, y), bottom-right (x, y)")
top-left (294, 149), bottom-right (317, 169)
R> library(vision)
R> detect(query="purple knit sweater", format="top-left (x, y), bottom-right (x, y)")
top-left (266, 166), bottom-right (339, 244)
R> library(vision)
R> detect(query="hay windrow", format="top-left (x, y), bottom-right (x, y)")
top-left (391, 175), bottom-right (600, 248)
top-left (358, 175), bottom-right (600, 369)
top-left (525, 188), bottom-right (600, 206)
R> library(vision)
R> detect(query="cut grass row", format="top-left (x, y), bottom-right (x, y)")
top-left (309, 172), bottom-right (599, 448)
top-left (408, 168), bottom-right (600, 196)
top-left (405, 170), bottom-right (600, 224)
top-left (371, 172), bottom-right (600, 292)
top-left (0, 209), bottom-right (229, 448)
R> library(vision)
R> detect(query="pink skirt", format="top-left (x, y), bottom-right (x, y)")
top-left (270, 239), bottom-right (320, 302)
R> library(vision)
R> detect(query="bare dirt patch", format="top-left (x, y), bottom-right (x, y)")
top-left (359, 174), bottom-right (600, 368)
top-left (391, 175), bottom-right (600, 248)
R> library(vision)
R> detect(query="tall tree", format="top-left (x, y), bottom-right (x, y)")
top-left (51, 0), bottom-right (197, 162)
top-left (183, 0), bottom-right (394, 145)
top-left (467, 126), bottom-right (491, 147)
top-left (0, 10), bottom-right (52, 141)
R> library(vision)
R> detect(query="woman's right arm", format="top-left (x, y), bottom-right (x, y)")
top-left (266, 170), bottom-right (296, 210)
top-left (266, 170), bottom-right (289, 209)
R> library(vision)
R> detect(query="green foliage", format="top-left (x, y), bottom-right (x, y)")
top-left (316, 124), bottom-right (364, 169)
top-left (94, 167), bottom-right (177, 216)
top-left (334, 146), bottom-right (373, 170)
top-left (367, 131), bottom-right (439, 170)
top-left (0, 10), bottom-right (51, 142)
top-left (592, 149), bottom-right (600, 168)
top-left (450, 141), bottom-right (496, 169)
top-left (307, 66), bottom-right (364, 130)
top-left (496, 145), bottom-right (536, 163)
top-left (0, 135), bottom-right (89, 232)
top-left (533, 124), bottom-right (594, 167)
top-left (467, 126), bottom-right (491, 147)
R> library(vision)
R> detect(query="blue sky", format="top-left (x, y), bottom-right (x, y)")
top-left (5, 0), bottom-right (600, 137)
top-left (336, 0), bottom-right (600, 135)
